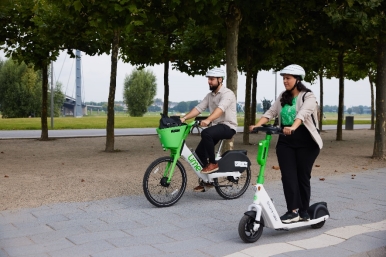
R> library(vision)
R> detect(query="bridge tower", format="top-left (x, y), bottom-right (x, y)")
top-left (75, 50), bottom-right (83, 117)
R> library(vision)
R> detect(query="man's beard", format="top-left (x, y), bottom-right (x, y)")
top-left (209, 84), bottom-right (220, 92)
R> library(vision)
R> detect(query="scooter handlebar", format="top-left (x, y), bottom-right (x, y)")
top-left (251, 125), bottom-right (288, 135)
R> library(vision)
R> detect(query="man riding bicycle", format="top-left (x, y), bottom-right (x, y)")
top-left (180, 67), bottom-right (238, 192)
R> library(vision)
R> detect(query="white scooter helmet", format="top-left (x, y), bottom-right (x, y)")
top-left (205, 67), bottom-right (225, 79)
top-left (279, 64), bottom-right (306, 80)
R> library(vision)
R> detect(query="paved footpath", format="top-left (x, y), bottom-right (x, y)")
top-left (1, 167), bottom-right (385, 257)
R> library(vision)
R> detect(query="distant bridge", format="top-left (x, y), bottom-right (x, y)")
top-left (63, 95), bottom-right (102, 116)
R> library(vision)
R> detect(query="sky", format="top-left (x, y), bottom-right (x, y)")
top-left (1, 50), bottom-right (373, 107)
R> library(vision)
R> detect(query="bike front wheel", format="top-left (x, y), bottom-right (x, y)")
top-left (214, 167), bottom-right (251, 200)
top-left (143, 157), bottom-right (187, 207)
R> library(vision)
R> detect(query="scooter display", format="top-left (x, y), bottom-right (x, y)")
top-left (238, 125), bottom-right (329, 243)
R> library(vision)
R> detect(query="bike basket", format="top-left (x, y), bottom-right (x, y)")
top-left (156, 125), bottom-right (186, 149)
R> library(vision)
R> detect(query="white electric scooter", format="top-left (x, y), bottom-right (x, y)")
top-left (238, 125), bottom-right (329, 243)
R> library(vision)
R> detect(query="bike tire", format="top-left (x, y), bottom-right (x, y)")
top-left (238, 214), bottom-right (264, 243)
top-left (143, 156), bottom-right (187, 207)
top-left (214, 167), bottom-right (251, 200)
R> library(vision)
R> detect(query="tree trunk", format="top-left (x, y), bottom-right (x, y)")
top-left (369, 74), bottom-right (375, 130)
top-left (251, 72), bottom-right (257, 125)
top-left (336, 51), bottom-right (344, 141)
top-left (40, 62), bottom-right (49, 141)
top-left (105, 29), bottom-right (120, 152)
top-left (225, 3), bottom-right (241, 95)
top-left (319, 71), bottom-right (324, 131)
top-left (163, 60), bottom-right (169, 116)
top-left (243, 51), bottom-right (252, 145)
top-left (223, 3), bottom-right (242, 152)
top-left (372, 39), bottom-right (386, 159)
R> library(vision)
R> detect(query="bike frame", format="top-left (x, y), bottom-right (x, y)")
top-left (246, 131), bottom-right (329, 230)
top-left (159, 121), bottom-right (241, 184)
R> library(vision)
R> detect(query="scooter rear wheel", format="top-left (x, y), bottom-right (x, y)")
top-left (214, 167), bottom-right (251, 199)
top-left (238, 214), bottom-right (264, 243)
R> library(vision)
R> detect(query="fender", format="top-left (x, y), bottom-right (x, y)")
top-left (244, 211), bottom-right (257, 219)
top-left (218, 150), bottom-right (251, 173)
top-left (308, 202), bottom-right (330, 219)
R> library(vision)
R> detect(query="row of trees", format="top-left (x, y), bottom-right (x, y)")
top-left (1, 0), bottom-right (385, 157)
top-left (0, 58), bottom-right (64, 118)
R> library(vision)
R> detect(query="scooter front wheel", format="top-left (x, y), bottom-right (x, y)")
top-left (238, 214), bottom-right (264, 243)
top-left (143, 157), bottom-right (187, 207)
top-left (214, 167), bottom-right (251, 200)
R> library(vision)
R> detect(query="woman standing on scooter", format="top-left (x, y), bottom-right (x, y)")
top-left (249, 64), bottom-right (323, 224)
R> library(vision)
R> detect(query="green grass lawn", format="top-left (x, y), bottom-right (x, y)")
top-left (0, 112), bottom-right (372, 130)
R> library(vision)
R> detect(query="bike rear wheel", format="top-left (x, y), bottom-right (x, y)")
top-left (143, 156), bottom-right (187, 207)
top-left (214, 167), bottom-right (251, 199)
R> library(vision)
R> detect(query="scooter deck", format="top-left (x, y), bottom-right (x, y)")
top-left (273, 215), bottom-right (329, 230)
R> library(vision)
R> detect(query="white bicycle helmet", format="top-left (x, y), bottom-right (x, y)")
top-left (279, 64), bottom-right (306, 80)
top-left (205, 67), bottom-right (225, 78)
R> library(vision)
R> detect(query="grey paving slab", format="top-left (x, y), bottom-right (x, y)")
top-left (48, 240), bottom-right (115, 257)
top-left (3, 238), bottom-right (74, 257)
top-left (0, 167), bottom-right (385, 257)
top-left (91, 244), bottom-right (163, 257)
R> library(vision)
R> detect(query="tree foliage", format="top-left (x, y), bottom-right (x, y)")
top-left (0, 59), bottom-right (41, 117)
top-left (123, 69), bottom-right (157, 117)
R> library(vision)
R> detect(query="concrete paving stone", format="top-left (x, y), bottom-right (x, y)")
top-left (356, 210), bottom-right (386, 223)
top-left (237, 242), bottom-right (303, 257)
top-left (0, 212), bottom-right (37, 225)
top-left (28, 226), bottom-right (89, 244)
top-left (123, 223), bottom-right (181, 237)
top-left (64, 209), bottom-right (116, 220)
top-left (48, 239), bottom-right (115, 257)
top-left (66, 230), bottom-right (129, 245)
top-left (198, 240), bottom-right (251, 257)
top-left (3, 238), bottom-right (74, 257)
top-left (0, 248), bottom-right (9, 257)
top-left (0, 237), bottom-right (34, 248)
top-left (30, 207), bottom-right (84, 218)
top-left (110, 208), bottom-right (154, 222)
top-left (170, 216), bottom-right (221, 229)
top-left (163, 223), bottom-right (217, 241)
top-left (327, 217), bottom-right (376, 228)
top-left (325, 224), bottom-right (376, 239)
top-left (82, 220), bottom-right (145, 233)
top-left (46, 218), bottom-right (107, 231)
top-left (349, 246), bottom-right (386, 257)
top-left (0, 225), bottom-right (53, 240)
top-left (288, 233), bottom-right (345, 249)
top-left (78, 201), bottom-right (129, 213)
top-left (200, 228), bottom-right (240, 243)
top-left (362, 220), bottom-right (386, 231)
top-left (8, 253), bottom-right (51, 257)
top-left (337, 233), bottom-right (386, 254)
top-left (277, 244), bottom-right (355, 257)
top-left (106, 233), bottom-right (175, 247)
top-left (152, 237), bottom-right (214, 253)
top-left (140, 249), bottom-right (209, 257)
top-left (328, 209), bottom-right (366, 221)
top-left (91, 245), bottom-right (163, 257)
top-left (0, 223), bottom-right (16, 231)
top-left (362, 230), bottom-right (386, 241)
top-left (13, 215), bottom-right (69, 230)
top-left (374, 202), bottom-right (386, 212)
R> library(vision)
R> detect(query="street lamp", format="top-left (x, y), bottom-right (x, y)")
top-left (272, 70), bottom-right (277, 100)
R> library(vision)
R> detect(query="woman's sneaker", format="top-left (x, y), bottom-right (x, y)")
top-left (299, 211), bottom-right (310, 221)
top-left (280, 211), bottom-right (299, 223)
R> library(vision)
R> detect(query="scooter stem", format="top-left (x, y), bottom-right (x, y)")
top-left (256, 134), bottom-right (272, 185)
